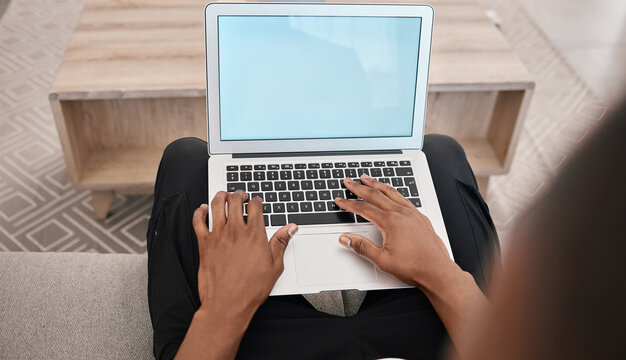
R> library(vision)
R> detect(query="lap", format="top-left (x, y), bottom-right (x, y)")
top-left (147, 135), bottom-right (499, 359)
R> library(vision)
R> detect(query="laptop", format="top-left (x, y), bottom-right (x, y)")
top-left (204, 2), bottom-right (453, 296)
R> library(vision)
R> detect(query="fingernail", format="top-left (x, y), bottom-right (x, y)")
top-left (344, 177), bottom-right (353, 183)
top-left (361, 173), bottom-right (371, 179)
top-left (288, 225), bottom-right (298, 238)
top-left (201, 204), bottom-right (208, 210)
top-left (339, 235), bottom-right (351, 249)
top-left (334, 197), bottom-right (343, 202)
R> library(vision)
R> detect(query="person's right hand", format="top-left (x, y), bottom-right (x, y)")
top-left (334, 174), bottom-right (460, 290)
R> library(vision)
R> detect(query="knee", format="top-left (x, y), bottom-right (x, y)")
top-left (161, 137), bottom-right (207, 165)
top-left (423, 134), bottom-right (467, 162)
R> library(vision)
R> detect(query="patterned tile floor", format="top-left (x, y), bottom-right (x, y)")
top-left (0, 0), bottom-right (608, 254)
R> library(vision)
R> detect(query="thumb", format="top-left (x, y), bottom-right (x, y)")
top-left (339, 233), bottom-right (382, 263)
top-left (269, 223), bottom-right (298, 268)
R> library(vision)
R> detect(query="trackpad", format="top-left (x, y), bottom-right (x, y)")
top-left (294, 232), bottom-right (377, 286)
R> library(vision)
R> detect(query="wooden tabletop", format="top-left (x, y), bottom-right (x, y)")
top-left (50, 0), bottom-right (533, 101)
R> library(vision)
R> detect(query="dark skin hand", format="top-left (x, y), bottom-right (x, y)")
top-left (335, 174), bottom-right (487, 353)
top-left (175, 190), bottom-right (298, 360)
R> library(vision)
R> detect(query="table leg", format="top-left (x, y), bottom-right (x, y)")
top-left (91, 190), bottom-right (114, 219)
top-left (476, 175), bottom-right (490, 198)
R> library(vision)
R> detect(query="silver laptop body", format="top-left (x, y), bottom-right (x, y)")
top-left (204, 2), bottom-right (453, 296)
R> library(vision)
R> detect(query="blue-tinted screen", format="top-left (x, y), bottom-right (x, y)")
top-left (218, 15), bottom-right (421, 141)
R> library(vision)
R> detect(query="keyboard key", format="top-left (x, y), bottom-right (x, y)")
top-left (327, 201), bottom-right (340, 211)
top-left (400, 160), bottom-right (411, 166)
top-left (314, 202), bottom-right (326, 211)
top-left (243, 215), bottom-right (269, 226)
top-left (391, 178), bottom-right (403, 187)
top-left (241, 165), bottom-right (252, 170)
top-left (268, 164), bottom-right (280, 170)
top-left (295, 163), bottom-right (307, 169)
top-left (348, 162), bottom-right (359, 168)
top-left (332, 190), bottom-right (345, 199)
top-left (293, 191), bottom-right (305, 201)
top-left (370, 168), bottom-right (382, 177)
top-left (379, 178), bottom-right (391, 184)
top-left (251, 192), bottom-right (263, 200)
top-left (288, 212), bottom-right (355, 225)
top-left (288, 181), bottom-right (300, 190)
top-left (254, 165), bottom-right (266, 170)
top-left (397, 187), bottom-right (410, 197)
top-left (360, 161), bottom-right (372, 167)
top-left (332, 169), bottom-right (344, 178)
top-left (261, 182), bottom-right (273, 191)
top-left (356, 215), bottom-right (369, 223)
top-left (247, 182), bottom-right (260, 192)
top-left (395, 167), bottom-right (414, 176)
top-left (322, 163), bottom-right (333, 168)
top-left (254, 172), bottom-right (265, 181)
top-left (280, 171), bottom-right (292, 180)
top-left (409, 197), bottom-right (421, 207)
top-left (300, 202), bottom-right (313, 212)
top-left (308, 163), bottom-right (321, 169)
top-left (227, 183), bottom-right (245, 192)
top-left (278, 192), bottom-right (291, 202)
top-left (357, 168), bottom-right (370, 176)
top-left (262, 204), bottom-right (271, 213)
top-left (275, 181), bottom-right (287, 191)
top-left (319, 170), bottom-right (331, 179)
top-left (404, 178), bottom-right (419, 196)
top-left (346, 190), bottom-right (358, 199)
top-left (241, 172), bottom-right (252, 181)
top-left (383, 168), bottom-right (394, 176)
top-left (266, 192), bottom-right (278, 202)
top-left (334, 162), bottom-right (347, 168)
top-left (386, 161), bottom-right (398, 166)
top-left (287, 203), bottom-right (299, 213)
top-left (226, 165), bottom-right (238, 171)
top-left (267, 171), bottom-right (279, 180)
top-left (373, 161), bottom-right (385, 167)
top-left (281, 164), bottom-right (293, 169)
top-left (293, 170), bottom-right (305, 179)
top-left (314, 180), bottom-right (326, 189)
top-left (305, 191), bottom-right (318, 201)
top-left (273, 203), bottom-right (286, 213)
top-left (301, 181), bottom-right (313, 190)
top-left (319, 190), bottom-right (331, 200)
top-left (271, 214), bottom-right (287, 226)
top-left (327, 180), bottom-right (340, 189)
top-left (226, 172), bottom-right (238, 181)
top-left (306, 170), bottom-right (318, 179)
top-left (345, 169), bottom-right (357, 178)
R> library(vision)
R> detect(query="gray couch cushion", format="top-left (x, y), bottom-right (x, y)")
top-left (0, 252), bottom-right (152, 360)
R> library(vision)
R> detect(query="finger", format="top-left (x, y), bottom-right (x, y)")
top-left (334, 196), bottom-right (386, 227)
top-left (269, 224), bottom-right (298, 270)
top-left (192, 204), bottom-right (210, 256)
top-left (339, 232), bottom-right (382, 264)
top-left (226, 190), bottom-right (247, 225)
top-left (246, 196), bottom-right (265, 228)
top-left (360, 174), bottom-right (413, 208)
top-left (343, 177), bottom-right (398, 210)
top-left (210, 191), bottom-right (228, 229)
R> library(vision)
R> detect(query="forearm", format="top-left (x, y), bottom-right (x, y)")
top-left (174, 306), bottom-right (254, 360)
top-left (419, 263), bottom-right (488, 353)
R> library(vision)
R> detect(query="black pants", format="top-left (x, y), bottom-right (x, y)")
top-left (146, 135), bottom-right (499, 360)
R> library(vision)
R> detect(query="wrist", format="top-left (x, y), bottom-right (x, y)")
top-left (195, 300), bottom-right (256, 336)
top-left (416, 260), bottom-right (473, 298)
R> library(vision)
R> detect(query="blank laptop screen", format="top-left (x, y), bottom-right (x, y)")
top-left (217, 15), bottom-right (421, 141)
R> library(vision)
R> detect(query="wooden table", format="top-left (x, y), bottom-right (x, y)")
top-left (50, 0), bottom-right (534, 219)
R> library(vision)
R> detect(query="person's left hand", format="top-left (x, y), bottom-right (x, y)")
top-left (192, 190), bottom-right (298, 318)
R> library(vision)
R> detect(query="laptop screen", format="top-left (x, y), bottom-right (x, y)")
top-left (217, 15), bottom-right (422, 141)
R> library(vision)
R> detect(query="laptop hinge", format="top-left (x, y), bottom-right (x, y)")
top-left (232, 149), bottom-right (402, 158)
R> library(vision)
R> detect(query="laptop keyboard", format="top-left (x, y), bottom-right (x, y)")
top-left (225, 161), bottom-right (421, 227)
